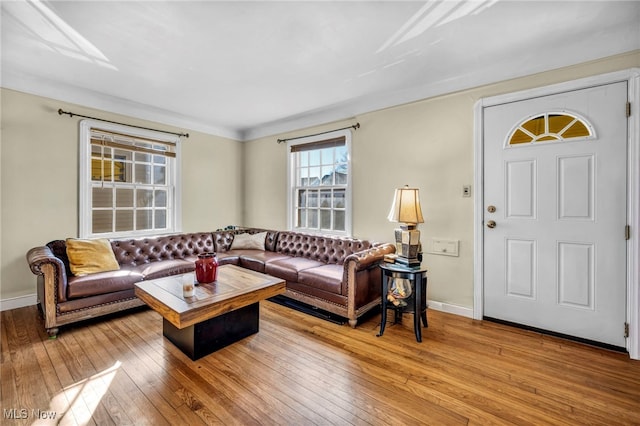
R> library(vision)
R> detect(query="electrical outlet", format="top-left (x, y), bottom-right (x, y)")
top-left (462, 185), bottom-right (472, 197)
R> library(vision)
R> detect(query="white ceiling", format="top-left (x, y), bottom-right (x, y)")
top-left (2, 1), bottom-right (639, 141)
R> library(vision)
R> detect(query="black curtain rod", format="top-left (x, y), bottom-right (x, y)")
top-left (277, 123), bottom-right (360, 144)
top-left (58, 109), bottom-right (189, 138)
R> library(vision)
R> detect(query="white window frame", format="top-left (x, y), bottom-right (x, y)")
top-left (287, 129), bottom-right (353, 236)
top-left (505, 110), bottom-right (596, 147)
top-left (79, 119), bottom-right (182, 238)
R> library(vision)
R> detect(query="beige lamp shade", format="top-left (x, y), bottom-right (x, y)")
top-left (387, 185), bottom-right (424, 225)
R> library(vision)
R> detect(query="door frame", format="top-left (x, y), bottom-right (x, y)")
top-left (473, 68), bottom-right (640, 360)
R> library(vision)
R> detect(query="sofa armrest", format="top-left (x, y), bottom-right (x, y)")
top-left (344, 243), bottom-right (396, 271)
top-left (343, 243), bottom-right (395, 327)
top-left (27, 245), bottom-right (68, 305)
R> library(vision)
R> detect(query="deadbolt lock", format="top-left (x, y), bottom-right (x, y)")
top-left (487, 205), bottom-right (496, 213)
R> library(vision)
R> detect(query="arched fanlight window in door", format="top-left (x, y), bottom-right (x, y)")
top-left (506, 111), bottom-right (595, 147)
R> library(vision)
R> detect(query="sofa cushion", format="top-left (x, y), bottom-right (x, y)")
top-left (265, 257), bottom-right (325, 283)
top-left (216, 252), bottom-right (240, 265)
top-left (67, 268), bottom-right (143, 298)
top-left (234, 250), bottom-right (290, 273)
top-left (231, 232), bottom-right (267, 250)
top-left (66, 238), bottom-right (120, 276)
top-left (297, 264), bottom-right (344, 295)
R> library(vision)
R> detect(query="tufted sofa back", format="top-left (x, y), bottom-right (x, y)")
top-left (111, 233), bottom-right (215, 267)
top-left (213, 228), bottom-right (279, 252)
top-left (46, 229), bottom-right (373, 273)
top-left (275, 231), bottom-right (374, 265)
top-left (46, 233), bottom-right (217, 274)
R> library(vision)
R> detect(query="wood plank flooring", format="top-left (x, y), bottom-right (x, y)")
top-left (2, 301), bottom-right (639, 425)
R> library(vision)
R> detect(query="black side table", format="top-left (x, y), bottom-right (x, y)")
top-left (378, 263), bottom-right (428, 342)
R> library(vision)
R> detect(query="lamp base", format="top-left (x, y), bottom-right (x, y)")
top-left (394, 225), bottom-right (422, 267)
top-left (395, 255), bottom-right (422, 267)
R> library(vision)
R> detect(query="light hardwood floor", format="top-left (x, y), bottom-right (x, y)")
top-left (2, 301), bottom-right (639, 425)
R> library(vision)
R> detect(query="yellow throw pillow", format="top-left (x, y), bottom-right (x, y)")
top-left (66, 238), bottom-right (120, 276)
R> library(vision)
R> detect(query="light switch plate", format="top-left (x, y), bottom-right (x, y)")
top-left (427, 238), bottom-right (459, 257)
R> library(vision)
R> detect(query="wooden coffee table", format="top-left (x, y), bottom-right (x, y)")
top-left (134, 264), bottom-right (285, 360)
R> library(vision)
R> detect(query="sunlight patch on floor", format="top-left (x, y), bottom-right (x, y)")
top-left (35, 361), bottom-right (122, 425)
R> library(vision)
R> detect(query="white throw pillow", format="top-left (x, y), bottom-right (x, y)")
top-left (230, 232), bottom-right (267, 250)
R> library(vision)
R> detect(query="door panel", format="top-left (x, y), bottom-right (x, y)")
top-left (557, 155), bottom-right (594, 220)
top-left (506, 160), bottom-right (536, 218)
top-left (557, 241), bottom-right (593, 309)
top-left (506, 238), bottom-right (536, 298)
top-left (483, 82), bottom-right (628, 347)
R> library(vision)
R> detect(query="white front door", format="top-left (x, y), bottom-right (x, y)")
top-left (483, 82), bottom-right (628, 347)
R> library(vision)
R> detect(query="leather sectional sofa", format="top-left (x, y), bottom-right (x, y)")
top-left (26, 228), bottom-right (394, 336)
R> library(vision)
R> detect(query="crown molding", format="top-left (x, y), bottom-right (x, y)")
top-left (1, 70), bottom-right (244, 141)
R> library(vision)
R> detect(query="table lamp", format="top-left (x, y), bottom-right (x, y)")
top-left (388, 185), bottom-right (424, 266)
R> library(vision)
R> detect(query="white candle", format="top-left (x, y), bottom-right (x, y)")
top-left (183, 275), bottom-right (195, 298)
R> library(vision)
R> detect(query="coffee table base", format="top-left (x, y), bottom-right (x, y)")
top-left (163, 303), bottom-right (259, 360)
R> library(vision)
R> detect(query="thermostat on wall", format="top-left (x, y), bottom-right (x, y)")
top-left (427, 238), bottom-right (459, 257)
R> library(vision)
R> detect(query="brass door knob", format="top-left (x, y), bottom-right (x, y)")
top-left (487, 220), bottom-right (496, 229)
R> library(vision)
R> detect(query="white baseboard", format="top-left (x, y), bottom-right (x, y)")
top-left (427, 299), bottom-right (473, 318)
top-left (0, 294), bottom-right (37, 312)
top-left (0, 294), bottom-right (473, 319)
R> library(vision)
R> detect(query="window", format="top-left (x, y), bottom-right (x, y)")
top-left (79, 120), bottom-right (181, 238)
top-left (507, 112), bottom-right (594, 146)
top-left (288, 130), bottom-right (352, 236)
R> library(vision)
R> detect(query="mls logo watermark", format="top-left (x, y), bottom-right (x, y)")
top-left (3, 408), bottom-right (57, 420)
top-left (2, 409), bottom-right (27, 420)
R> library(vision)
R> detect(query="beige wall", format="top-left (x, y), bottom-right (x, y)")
top-left (243, 51), bottom-right (640, 309)
top-left (2, 51), bottom-right (638, 307)
top-left (0, 89), bottom-right (243, 301)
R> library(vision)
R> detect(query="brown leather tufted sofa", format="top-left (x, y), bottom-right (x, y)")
top-left (27, 229), bottom-right (394, 336)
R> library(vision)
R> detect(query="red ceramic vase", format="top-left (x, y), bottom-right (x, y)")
top-left (195, 252), bottom-right (218, 284)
